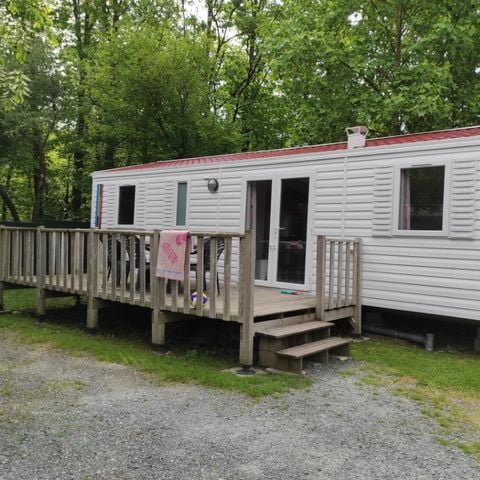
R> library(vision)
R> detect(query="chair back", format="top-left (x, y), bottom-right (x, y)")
top-left (203, 237), bottom-right (225, 268)
top-left (106, 235), bottom-right (140, 265)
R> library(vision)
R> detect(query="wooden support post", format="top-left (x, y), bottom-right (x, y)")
top-left (0, 227), bottom-right (5, 310)
top-left (150, 230), bottom-right (167, 346)
top-left (353, 239), bottom-right (362, 335)
top-left (238, 229), bottom-right (255, 367)
top-left (153, 230), bottom-right (166, 310)
top-left (0, 281), bottom-right (4, 312)
top-left (86, 229), bottom-right (98, 330)
top-left (183, 235), bottom-right (191, 314)
top-left (315, 235), bottom-right (326, 321)
top-left (35, 227), bottom-right (46, 319)
top-left (474, 328), bottom-right (480, 354)
top-left (87, 297), bottom-right (99, 329)
top-left (151, 309), bottom-right (167, 345)
top-left (0, 228), bottom-right (5, 280)
top-left (195, 236), bottom-right (204, 316)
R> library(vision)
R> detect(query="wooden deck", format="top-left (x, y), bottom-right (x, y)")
top-left (0, 270), bottom-right (316, 321)
top-left (0, 226), bottom-right (361, 368)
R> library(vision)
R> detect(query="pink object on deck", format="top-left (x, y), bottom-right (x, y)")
top-left (156, 230), bottom-right (189, 281)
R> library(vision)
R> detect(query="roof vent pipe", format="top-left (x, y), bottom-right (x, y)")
top-left (346, 125), bottom-right (369, 149)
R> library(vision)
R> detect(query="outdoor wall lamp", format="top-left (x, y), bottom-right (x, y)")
top-left (207, 178), bottom-right (219, 193)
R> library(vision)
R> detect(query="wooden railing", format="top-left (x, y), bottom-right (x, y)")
top-left (0, 226), bottom-right (37, 287)
top-left (0, 227), bottom-right (253, 316)
top-left (86, 230), bottom-right (250, 320)
top-left (90, 229), bottom-right (155, 307)
top-left (316, 236), bottom-right (362, 333)
top-left (41, 229), bottom-right (89, 294)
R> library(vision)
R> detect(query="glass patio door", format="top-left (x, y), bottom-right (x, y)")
top-left (274, 177), bottom-right (310, 287)
top-left (246, 176), bottom-right (310, 289)
top-left (246, 180), bottom-right (273, 285)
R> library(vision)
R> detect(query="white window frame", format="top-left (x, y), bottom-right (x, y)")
top-left (116, 183), bottom-right (137, 227)
top-left (241, 171), bottom-right (315, 291)
top-left (174, 181), bottom-right (189, 227)
top-left (392, 160), bottom-right (451, 237)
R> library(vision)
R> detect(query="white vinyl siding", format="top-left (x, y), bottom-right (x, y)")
top-left (314, 162), bottom-right (344, 237)
top-left (188, 177), bottom-right (218, 230)
top-left (91, 141), bottom-right (480, 323)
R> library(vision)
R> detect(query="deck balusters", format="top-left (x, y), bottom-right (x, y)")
top-left (315, 235), bottom-right (362, 331)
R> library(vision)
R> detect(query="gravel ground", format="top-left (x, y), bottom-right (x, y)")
top-left (0, 333), bottom-right (479, 480)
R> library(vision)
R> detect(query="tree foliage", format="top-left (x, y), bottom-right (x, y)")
top-left (1, 0), bottom-right (480, 222)
top-left (266, 0), bottom-right (480, 142)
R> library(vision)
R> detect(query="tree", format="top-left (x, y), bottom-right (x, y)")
top-left (201, 0), bottom-right (284, 151)
top-left (0, 0), bottom-right (51, 108)
top-left (265, 0), bottom-right (480, 143)
top-left (0, 40), bottom-right (63, 221)
top-left (89, 26), bottom-right (236, 167)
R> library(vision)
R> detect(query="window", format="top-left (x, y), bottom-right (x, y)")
top-left (176, 182), bottom-right (188, 226)
top-left (398, 166), bottom-right (445, 231)
top-left (117, 185), bottom-right (136, 225)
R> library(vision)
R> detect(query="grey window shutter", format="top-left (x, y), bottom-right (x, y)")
top-left (449, 158), bottom-right (477, 239)
top-left (135, 182), bottom-right (146, 227)
top-left (372, 164), bottom-right (394, 237)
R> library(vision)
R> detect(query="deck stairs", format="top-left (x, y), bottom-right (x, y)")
top-left (255, 313), bottom-right (352, 374)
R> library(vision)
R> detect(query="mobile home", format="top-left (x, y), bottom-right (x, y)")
top-left (91, 126), bottom-right (480, 326)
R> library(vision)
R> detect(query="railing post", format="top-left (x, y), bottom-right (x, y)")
top-left (315, 235), bottom-right (326, 321)
top-left (86, 228), bottom-right (98, 329)
top-left (353, 239), bottom-right (363, 335)
top-left (35, 226), bottom-right (46, 319)
top-left (151, 229), bottom-right (167, 346)
top-left (238, 229), bottom-right (255, 367)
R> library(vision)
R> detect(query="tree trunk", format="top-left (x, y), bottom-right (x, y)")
top-left (71, 110), bottom-right (86, 218)
top-left (103, 140), bottom-right (116, 170)
top-left (1, 166), bottom-right (12, 220)
top-left (0, 185), bottom-right (20, 221)
top-left (31, 134), bottom-right (47, 222)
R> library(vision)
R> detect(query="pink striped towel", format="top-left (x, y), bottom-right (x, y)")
top-left (155, 230), bottom-right (189, 281)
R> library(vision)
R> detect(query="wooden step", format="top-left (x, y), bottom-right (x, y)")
top-left (277, 336), bottom-right (352, 359)
top-left (260, 321), bottom-right (333, 339)
top-left (254, 313), bottom-right (316, 334)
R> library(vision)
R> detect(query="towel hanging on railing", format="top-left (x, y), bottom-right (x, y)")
top-left (155, 230), bottom-right (189, 281)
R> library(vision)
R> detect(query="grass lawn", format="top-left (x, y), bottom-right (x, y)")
top-left (0, 288), bottom-right (311, 398)
top-left (351, 339), bottom-right (480, 462)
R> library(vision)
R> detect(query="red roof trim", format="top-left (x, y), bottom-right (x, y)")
top-left (103, 126), bottom-right (480, 174)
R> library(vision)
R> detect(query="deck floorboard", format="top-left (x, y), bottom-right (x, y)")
top-left (4, 274), bottom-right (318, 320)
